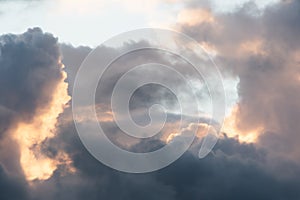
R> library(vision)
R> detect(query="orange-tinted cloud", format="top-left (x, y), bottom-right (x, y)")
top-left (222, 105), bottom-right (263, 143)
top-left (13, 63), bottom-right (72, 181)
top-left (177, 8), bottom-right (215, 26)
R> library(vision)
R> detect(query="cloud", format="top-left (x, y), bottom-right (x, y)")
top-left (60, 40), bottom-right (223, 155)
top-left (35, 119), bottom-right (300, 200)
top-left (59, 44), bottom-right (91, 94)
top-left (38, 35), bottom-right (299, 200)
top-left (0, 27), bottom-right (62, 120)
top-left (178, 0), bottom-right (300, 160)
top-left (0, 165), bottom-right (29, 200)
top-left (1, 0), bottom-right (300, 199)
top-left (0, 27), bottom-right (71, 183)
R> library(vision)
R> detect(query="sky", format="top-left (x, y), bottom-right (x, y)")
top-left (1, 0), bottom-right (300, 200)
top-left (0, 0), bottom-right (278, 46)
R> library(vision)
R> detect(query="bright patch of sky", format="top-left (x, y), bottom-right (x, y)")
top-left (0, 0), bottom-right (279, 46)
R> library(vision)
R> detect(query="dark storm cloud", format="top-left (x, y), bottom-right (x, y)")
top-left (0, 165), bottom-right (29, 200)
top-left (0, 26), bottom-right (63, 142)
top-left (0, 27), bottom-right (62, 121)
top-left (0, 28), bottom-right (65, 199)
top-left (37, 120), bottom-right (300, 200)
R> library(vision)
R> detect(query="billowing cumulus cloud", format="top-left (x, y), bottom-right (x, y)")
top-left (0, 28), bottom-right (71, 186)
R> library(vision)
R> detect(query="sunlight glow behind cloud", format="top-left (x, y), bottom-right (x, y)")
top-left (13, 64), bottom-right (72, 181)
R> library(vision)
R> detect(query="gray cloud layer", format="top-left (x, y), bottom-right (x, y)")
top-left (36, 120), bottom-right (300, 200)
